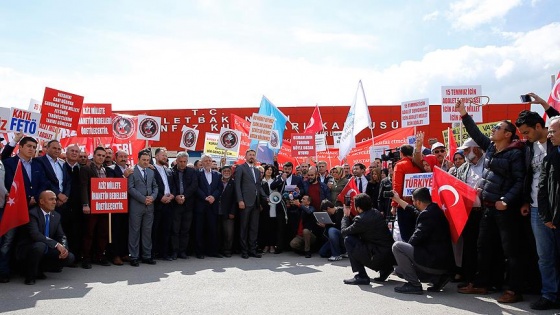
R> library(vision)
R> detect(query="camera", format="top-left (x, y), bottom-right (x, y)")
top-left (344, 195), bottom-right (351, 206)
top-left (520, 94), bottom-right (532, 103)
top-left (381, 147), bottom-right (401, 163)
top-left (383, 191), bottom-right (394, 198)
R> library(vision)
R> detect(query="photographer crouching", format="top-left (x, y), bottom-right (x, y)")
top-left (390, 188), bottom-right (454, 294)
top-left (341, 193), bottom-right (395, 285)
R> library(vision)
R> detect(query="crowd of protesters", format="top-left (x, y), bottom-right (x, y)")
top-left (1, 92), bottom-right (560, 311)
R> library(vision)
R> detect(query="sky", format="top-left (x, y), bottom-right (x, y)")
top-left (0, 0), bottom-right (559, 111)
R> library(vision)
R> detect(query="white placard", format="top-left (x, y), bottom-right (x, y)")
top-left (401, 98), bottom-right (429, 127)
top-left (136, 115), bottom-right (162, 141)
top-left (8, 107), bottom-right (41, 136)
top-left (179, 126), bottom-right (199, 150)
top-left (315, 133), bottom-right (327, 152)
top-left (403, 173), bottom-right (433, 196)
top-left (216, 127), bottom-right (242, 154)
top-left (332, 131), bottom-right (342, 148)
top-left (248, 113), bottom-right (275, 142)
top-left (441, 85), bottom-right (482, 123)
top-left (0, 107), bottom-right (10, 132)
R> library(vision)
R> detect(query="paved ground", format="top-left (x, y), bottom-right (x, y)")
top-left (0, 253), bottom-right (550, 314)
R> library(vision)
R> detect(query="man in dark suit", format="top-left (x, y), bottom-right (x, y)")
top-left (60, 145), bottom-right (83, 264)
top-left (235, 149), bottom-right (262, 259)
top-left (80, 147), bottom-right (113, 269)
top-left (171, 152), bottom-right (198, 259)
top-left (270, 161), bottom-right (304, 253)
top-left (195, 154), bottom-right (223, 258)
top-left (152, 148), bottom-right (175, 260)
top-left (107, 150), bottom-right (134, 265)
top-left (391, 188), bottom-right (454, 294)
top-left (3, 136), bottom-right (48, 207)
top-left (35, 140), bottom-right (71, 209)
top-left (17, 190), bottom-right (75, 285)
top-left (342, 193), bottom-right (395, 285)
top-left (127, 150), bottom-right (159, 266)
top-left (218, 165), bottom-right (236, 257)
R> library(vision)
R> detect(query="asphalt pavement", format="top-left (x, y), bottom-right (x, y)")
top-left (0, 252), bottom-right (550, 314)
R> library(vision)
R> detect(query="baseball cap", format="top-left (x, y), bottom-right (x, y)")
top-left (431, 142), bottom-right (445, 152)
top-left (458, 138), bottom-right (479, 150)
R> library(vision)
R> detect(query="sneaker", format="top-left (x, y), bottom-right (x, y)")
top-left (394, 282), bottom-right (423, 295)
top-left (530, 297), bottom-right (559, 310)
top-left (328, 255), bottom-right (342, 261)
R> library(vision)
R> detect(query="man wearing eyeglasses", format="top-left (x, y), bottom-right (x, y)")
top-left (455, 99), bottom-right (526, 304)
top-left (430, 142), bottom-right (453, 172)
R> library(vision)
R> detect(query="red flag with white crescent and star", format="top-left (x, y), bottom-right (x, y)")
top-left (431, 166), bottom-right (477, 243)
top-left (0, 161), bottom-right (29, 237)
top-left (303, 104), bottom-right (324, 134)
top-left (547, 71), bottom-right (560, 115)
top-left (337, 177), bottom-right (359, 216)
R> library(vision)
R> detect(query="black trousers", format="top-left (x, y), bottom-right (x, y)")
top-left (152, 203), bottom-right (174, 258)
top-left (397, 206), bottom-right (416, 243)
top-left (22, 243), bottom-right (75, 279)
top-left (171, 204), bottom-right (193, 255)
top-left (461, 208), bottom-right (483, 282)
top-left (195, 209), bottom-right (219, 255)
top-left (474, 207), bottom-right (523, 292)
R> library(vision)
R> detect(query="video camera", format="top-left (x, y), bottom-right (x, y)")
top-left (381, 147), bottom-right (401, 163)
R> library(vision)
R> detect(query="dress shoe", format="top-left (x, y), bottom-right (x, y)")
top-left (163, 256), bottom-right (173, 261)
top-left (24, 278), bottom-right (36, 285)
top-left (269, 247), bottom-right (276, 254)
top-left (373, 268), bottom-right (393, 282)
top-left (142, 258), bottom-right (157, 265)
top-left (0, 274), bottom-right (10, 283)
top-left (343, 275), bottom-right (370, 285)
top-left (497, 290), bottom-right (523, 303)
top-left (427, 274), bottom-right (452, 292)
top-left (130, 259), bottom-right (140, 267)
top-left (36, 272), bottom-right (47, 280)
top-left (81, 260), bottom-right (92, 269)
top-left (242, 253), bottom-right (249, 259)
top-left (223, 253), bottom-right (232, 258)
top-left (196, 254), bottom-right (205, 259)
top-left (121, 256), bottom-right (131, 262)
top-left (178, 252), bottom-right (188, 259)
top-left (209, 253), bottom-right (224, 258)
top-left (304, 252), bottom-right (312, 258)
top-left (395, 282), bottom-right (424, 295)
top-left (171, 252), bottom-right (178, 260)
top-left (95, 258), bottom-right (111, 266)
top-left (274, 249), bottom-right (282, 254)
top-left (249, 252), bottom-right (262, 258)
top-left (457, 283), bottom-right (488, 295)
top-left (113, 257), bottom-right (124, 266)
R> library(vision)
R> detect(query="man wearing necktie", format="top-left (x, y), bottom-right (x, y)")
top-left (235, 149), bottom-right (263, 259)
top-left (351, 163), bottom-right (367, 194)
top-left (16, 190), bottom-right (75, 285)
top-left (127, 150), bottom-right (159, 266)
top-left (60, 145), bottom-right (83, 264)
top-left (35, 140), bottom-right (71, 209)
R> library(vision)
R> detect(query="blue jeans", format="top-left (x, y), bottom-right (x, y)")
top-left (319, 228), bottom-right (344, 257)
top-left (0, 228), bottom-right (16, 276)
top-left (531, 207), bottom-right (559, 301)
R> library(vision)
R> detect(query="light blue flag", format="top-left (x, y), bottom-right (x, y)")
top-left (250, 96), bottom-right (288, 150)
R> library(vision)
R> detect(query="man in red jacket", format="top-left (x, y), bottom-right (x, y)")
top-left (391, 144), bottom-right (422, 243)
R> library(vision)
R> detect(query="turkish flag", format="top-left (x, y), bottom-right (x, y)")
top-left (0, 161), bottom-right (29, 237)
top-left (337, 177), bottom-right (359, 216)
top-left (431, 166), bottom-right (477, 243)
top-left (303, 104), bottom-right (324, 134)
top-left (548, 71), bottom-right (560, 114)
top-left (446, 127), bottom-right (458, 162)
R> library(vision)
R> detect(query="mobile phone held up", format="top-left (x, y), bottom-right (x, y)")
top-left (520, 94), bottom-right (532, 103)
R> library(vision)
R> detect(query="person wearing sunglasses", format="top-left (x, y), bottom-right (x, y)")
top-left (455, 99), bottom-right (526, 304)
top-left (430, 142), bottom-right (453, 172)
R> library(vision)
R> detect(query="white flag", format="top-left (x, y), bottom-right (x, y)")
top-left (338, 81), bottom-right (372, 160)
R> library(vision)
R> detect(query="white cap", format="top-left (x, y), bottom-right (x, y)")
top-left (458, 138), bottom-right (479, 150)
top-left (431, 142), bottom-right (445, 151)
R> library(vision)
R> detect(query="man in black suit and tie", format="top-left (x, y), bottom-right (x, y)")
top-left (107, 150), bottom-right (134, 265)
top-left (17, 190), bottom-right (75, 285)
top-left (60, 145), bottom-right (83, 263)
top-left (128, 150), bottom-right (159, 266)
top-left (171, 152), bottom-right (198, 259)
top-left (152, 148), bottom-right (176, 260)
top-left (35, 140), bottom-right (71, 209)
top-left (235, 149), bottom-right (262, 259)
top-left (195, 154), bottom-right (223, 258)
